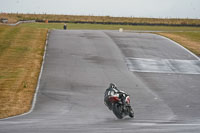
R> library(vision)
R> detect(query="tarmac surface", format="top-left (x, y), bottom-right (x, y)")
top-left (0, 30), bottom-right (200, 133)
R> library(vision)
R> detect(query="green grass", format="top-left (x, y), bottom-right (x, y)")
top-left (20, 23), bottom-right (63, 29)
top-left (0, 27), bottom-right (21, 55)
top-left (20, 22), bottom-right (200, 31)
top-left (169, 32), bottom-right (200, 41)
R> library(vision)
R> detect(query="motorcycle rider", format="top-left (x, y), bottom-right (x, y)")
top-left (104, 83), bottom-right (129, 110)
top-left (63, 24), bottom-right (67, 30)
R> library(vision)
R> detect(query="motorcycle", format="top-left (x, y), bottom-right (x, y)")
top-left (105, 93), bottom-right (134, 119)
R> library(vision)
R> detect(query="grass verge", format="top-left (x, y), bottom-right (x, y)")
top-left (0, 25), bottom-right (47, 119)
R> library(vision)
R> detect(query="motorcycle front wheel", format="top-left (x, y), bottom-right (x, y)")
top-left (113, 103), bottom-right (123, 119)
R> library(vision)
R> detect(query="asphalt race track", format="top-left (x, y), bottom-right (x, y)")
top-left (1, 30), bottom-right (200, 133)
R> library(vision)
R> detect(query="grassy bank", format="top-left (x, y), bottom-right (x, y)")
top-left (0, 25), bottom-right (47, 118)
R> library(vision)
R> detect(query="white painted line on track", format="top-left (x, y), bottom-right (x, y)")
top-left (126, 58), bottom-right (200, 74)
top-left (129, 123), bottom-right (200, 126)
top-left (28, 30), bottom-right (49, 114)
top-left (0, 30), bottom-right (49, 120)
top-left (0, 120), bottom-right (38, 124)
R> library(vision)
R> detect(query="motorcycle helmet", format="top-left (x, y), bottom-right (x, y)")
top-left (110, 83), bottom-right (116, 89)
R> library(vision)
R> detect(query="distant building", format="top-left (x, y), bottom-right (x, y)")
top-left (0, 18), bottom-right (8, 23)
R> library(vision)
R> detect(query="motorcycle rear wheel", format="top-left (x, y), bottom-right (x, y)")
top-left (129, 107), bottom-right (134, 118)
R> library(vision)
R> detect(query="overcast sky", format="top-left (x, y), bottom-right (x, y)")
top-left (1, 0), bottom-right (200, 18)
